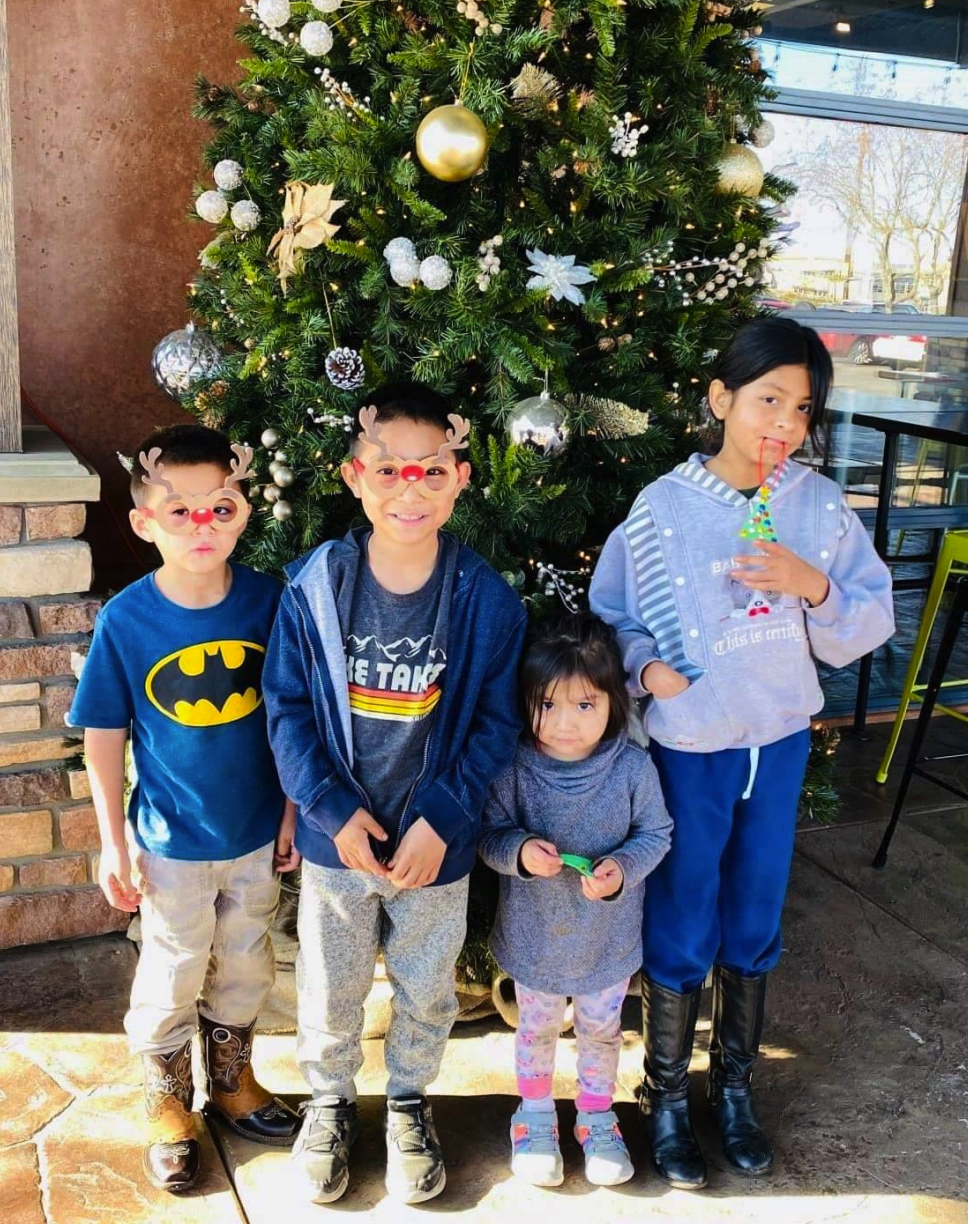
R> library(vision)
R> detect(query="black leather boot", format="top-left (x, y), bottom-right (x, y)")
top-left (640, 976), bottom-right (707, 1190)
top-left (707, 966), bottom-right (773, 1176)
top-left (199, 1016), bottom-right (300, 1145)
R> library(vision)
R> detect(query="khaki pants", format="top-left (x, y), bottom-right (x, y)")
top-left (125, 840), bottom-right (279, 1056)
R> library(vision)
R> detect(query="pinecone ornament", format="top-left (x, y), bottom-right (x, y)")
top-left (324, 347), bottom-right (365, 390)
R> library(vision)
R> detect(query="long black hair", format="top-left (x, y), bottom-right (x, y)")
top-left (711, 316), bottom-right (833, 448)
top-left (519, 612), bottom-right (630, 748)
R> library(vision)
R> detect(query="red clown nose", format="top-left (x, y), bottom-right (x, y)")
top-left (401, 464), bottom-right (424, 483)
top-left (191, 508), bottom-right (215, 524)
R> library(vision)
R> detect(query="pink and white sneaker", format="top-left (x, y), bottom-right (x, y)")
top-left (509, 1106), bottom-right (564, 1187)
top-left (574, 1109), bottom-right (634, 1186)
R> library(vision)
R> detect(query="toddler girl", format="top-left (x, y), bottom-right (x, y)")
top-left (479, 613), bottom-right (672, 1187)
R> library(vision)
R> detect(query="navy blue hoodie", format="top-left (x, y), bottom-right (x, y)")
top-left (263, 528), bottom-right (527, 885)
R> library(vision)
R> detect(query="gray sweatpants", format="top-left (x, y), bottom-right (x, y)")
top-left (297, 863), bottom-right (469, 1103)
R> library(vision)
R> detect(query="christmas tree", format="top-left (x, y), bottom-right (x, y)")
top-left (167, 0), bottom-right (783, 597)
top-left (157, 0), bottom-right (811, 981)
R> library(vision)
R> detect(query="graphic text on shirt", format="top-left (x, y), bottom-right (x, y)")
top-left (345, 634), bottom-right (446, 723)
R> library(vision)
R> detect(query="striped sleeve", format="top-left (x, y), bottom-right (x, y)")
top-left (624, 499), bottom-right (701, 681)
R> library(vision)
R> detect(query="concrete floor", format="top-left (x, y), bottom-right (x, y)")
top-left (1, 719), bottom-right (967, 1223)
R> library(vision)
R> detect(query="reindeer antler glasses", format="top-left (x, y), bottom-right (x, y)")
top-left (351, 406), bottom-right (471, 500)
top-left (139, 444), bottom-right (255, 535)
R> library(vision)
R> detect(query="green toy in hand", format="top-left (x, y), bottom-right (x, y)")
top-left (559, 853), bottom-right (596, 877)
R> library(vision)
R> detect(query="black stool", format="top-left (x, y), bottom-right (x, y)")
top-left (873, 577), bottom-right (968, 869)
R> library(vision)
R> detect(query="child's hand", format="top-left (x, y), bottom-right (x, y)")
top-left (642, 661), bottom-right (690, 700)
top-left (731, 542), bottom-right (830, 607)
top-left (98, 843), bottom-right (142, 912)
top-left (388, 817), bottom-right (446, 889)
top-left (582, 858), bottom-right (623, 901)
top-left (520, 838), bottom-right (563, 878)
top-left (333, 808), bottom-right (390, 876)
top-left (274, 798), bottom-right (302, 873)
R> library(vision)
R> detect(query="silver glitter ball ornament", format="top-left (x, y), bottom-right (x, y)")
top-left (257, 0), bottom-right (291, 29)
top-left (151, 323), bottom-right (223, 400)
top-left (507, 390), bottom-right (569, 454)
top-left (419, 255), bottom-right (453, 291)
top-left (300, 20), bottom-right (333, 55)
top-left (196, 190), bottom-right (228, 224)
top-left (260, 427), bottom-right (280, 448)
top-left (272, 499), bottom-right (294, 521)
top-left (751, 119), bottom-right (775, 149)
top-left (230, 199), bottom-right (261, 232)
top-left (273, 449), bottom-right (288, 464)
top-left (213, 159), bottom-right (243, 191)
top-left (383, 236), bottom-right (416, 263)
top-left (313, 0), bottom-right (342, 10)
top-left (274, 466), bottom-right (295, 487)
top-left (263, 483), bottom-right (281, 503)
top-left (389, 255), bottom-right (420, 287)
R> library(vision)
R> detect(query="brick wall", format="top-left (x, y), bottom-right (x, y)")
top-left (0, 500), bottom-right (128, 950)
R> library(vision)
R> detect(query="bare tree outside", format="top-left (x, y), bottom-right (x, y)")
top-left (795, 122), bottom-right (964, 311)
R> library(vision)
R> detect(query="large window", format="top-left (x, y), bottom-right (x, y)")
top-left (759, 114), bottom-right (968, 316)
top-left (755, 1), bottom-right (968, 324)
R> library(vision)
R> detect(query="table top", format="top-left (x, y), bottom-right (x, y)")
top-left (830, 399), bottom-right (968, 445)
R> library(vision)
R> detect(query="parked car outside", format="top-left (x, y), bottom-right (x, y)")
top-left (816, 302), bottom-right (924, 366)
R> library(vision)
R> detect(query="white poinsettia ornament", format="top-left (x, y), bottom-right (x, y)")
top-left (525, 249), bottom-right (597, 305)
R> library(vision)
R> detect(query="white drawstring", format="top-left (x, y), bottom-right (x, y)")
top-left (741, 746), bottom-right (760, 801)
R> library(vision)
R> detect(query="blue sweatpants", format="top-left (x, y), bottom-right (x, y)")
top-left (642, 730), bottom-right (811, 994)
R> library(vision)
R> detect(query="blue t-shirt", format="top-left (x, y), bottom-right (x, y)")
top-left (68, 563), bottom-right (285, 861)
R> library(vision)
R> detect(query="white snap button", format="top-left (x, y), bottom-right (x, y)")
top-left (688, 629), bottom-right (699, 638)
top-left (820, 549), bottom-right (830, 559)
top-left (826, 502), bottom-right (835, 511)
top-left (663, 528), bottom-right (673, 537)
top-left (675, 576), bottom-right (685, 586)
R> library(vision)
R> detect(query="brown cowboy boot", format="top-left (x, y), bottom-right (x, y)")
top-left (142, 1041), bottom-right (200, 1192)
top-left (198, 1015), bottom-right (300, 1145)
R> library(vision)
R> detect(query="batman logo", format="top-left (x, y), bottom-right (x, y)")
top-left (145, 640), bottom-right (266, 728)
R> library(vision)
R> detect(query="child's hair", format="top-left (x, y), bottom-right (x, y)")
top-left (520, 612), bottom-right (630, 748)
top-left (130, 423), bottom-right (242, 506)
top-left (351, 381), bottom-right (455, 454)
top-left (711, 316), bottom-right (833, 448)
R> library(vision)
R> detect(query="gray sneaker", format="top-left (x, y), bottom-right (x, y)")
top-left (384, 1097), bottom-right (446, 1204)
top-left (575, 1108), bottom-right (634, 1186)
top-left (291, 1098), bottom-right (359, 1204)
top-left (510, 1105), bottom-right (564, 1187)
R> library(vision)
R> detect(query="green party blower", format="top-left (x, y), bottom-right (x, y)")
top-left (559, 853), bottom-right (596, 877)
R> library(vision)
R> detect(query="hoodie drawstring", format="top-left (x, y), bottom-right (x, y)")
top-left (741, 746), bottom-right (760, 801)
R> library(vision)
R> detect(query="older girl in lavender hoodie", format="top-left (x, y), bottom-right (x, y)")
top-left (591, 317), bottom-right (894, 1190)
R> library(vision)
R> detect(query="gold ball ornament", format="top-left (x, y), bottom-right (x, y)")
top-left (714, 142), bottom-right (764, 197)
top-left (415, 104), bottom-right (488, 182)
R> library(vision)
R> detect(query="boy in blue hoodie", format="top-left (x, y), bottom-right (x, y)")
top-left (263, 382), bottom-right (526, 1206)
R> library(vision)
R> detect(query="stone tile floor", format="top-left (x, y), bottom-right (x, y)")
top-left (2, 719), bottom-right (968, 1223)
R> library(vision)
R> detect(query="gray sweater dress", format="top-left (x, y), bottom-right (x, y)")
top-left (478, 736), bottom-right (673, 996)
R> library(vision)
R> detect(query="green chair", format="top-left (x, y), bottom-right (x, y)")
top-left (876, 530), bottom-right (968, 784)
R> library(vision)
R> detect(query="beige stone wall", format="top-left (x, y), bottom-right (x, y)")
top-left (0, 499), bottom-right (127, 950)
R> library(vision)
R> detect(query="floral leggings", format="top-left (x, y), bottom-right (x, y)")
top-left (514, 978), bottom-right (630, 1113)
